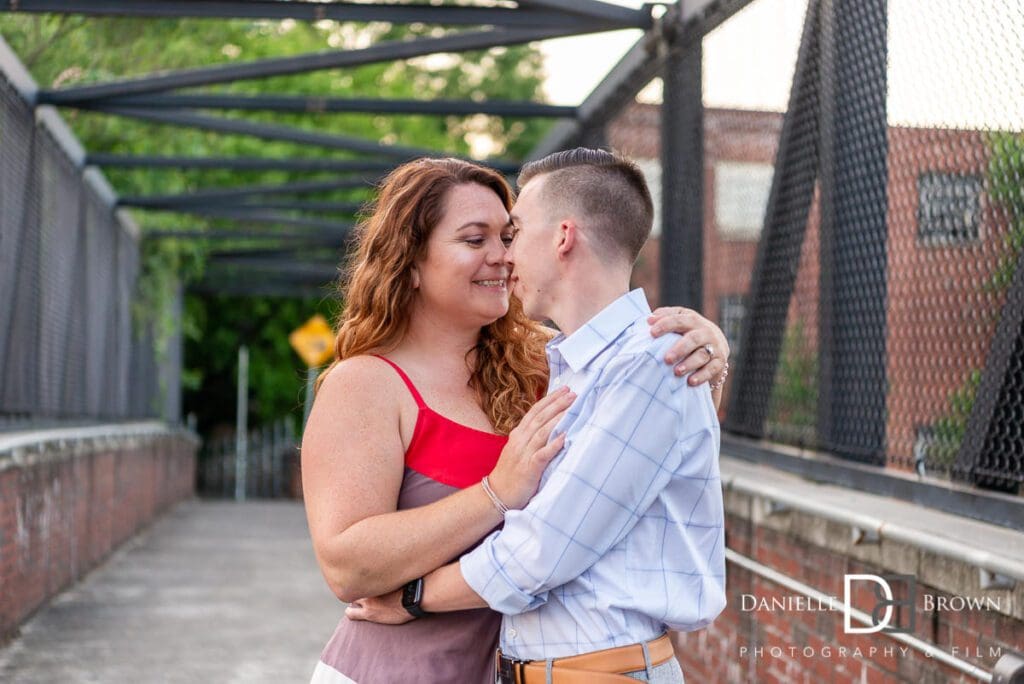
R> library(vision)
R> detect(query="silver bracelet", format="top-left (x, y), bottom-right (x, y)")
top-left (480, 476), bottom-right (509, 517)
top-left (710, 360), bottom-right (730, 391)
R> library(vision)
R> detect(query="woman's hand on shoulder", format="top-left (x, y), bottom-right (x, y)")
top-left (648, 307), bottom-right (730, 388)
top-left (486, 386), bottom-right (575, 510)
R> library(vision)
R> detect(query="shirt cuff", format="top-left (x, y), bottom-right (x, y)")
top-left (460, 534), bottom-right (544, 615)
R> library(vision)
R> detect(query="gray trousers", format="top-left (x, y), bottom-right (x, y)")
top-left (624, 657), bottom-right (685, 683)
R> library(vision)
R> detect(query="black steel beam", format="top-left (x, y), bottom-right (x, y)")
top-left (671, 0), bottom-right (761, 44)
top-left (207, 257), bottom-right (339, 276)
top-left (955, 247), bottom-right (1024, 491)
top-left (188, 208), bottom-right (350, 232)
top-left (531, 35), bottom-right (662, 159)
top-left (816, 0), bottom-right (888, 464)
top-left (201, 265), bottom-right (336, 279)
top-left (38, 25), bottom-right (607, 103)
top-left (201, 264), bottom-right (340, 288)
top-left (205, 200), bottom-right (365, 214)
top-left (577, 121), bottom-right (607, 150)
top-left (207, 264), bottom-right (338, 279)
top-left (145, 229), bottom-right (349, 243)
top-left (188, 281), bottom-right (328, 299)
top-left (517, 0), bottom-right (651, 27)
top-left (528, 0), bottom-right (756, 160)
top-left (87, 154), bottom-right (393, 173)
top-left (0, 1), bottom-right (598, 28)
top-left (133, 206), bottom-right (355, 233)
top-left (121, 177), bottom-right (377, 206)
top-left (85, 153), bottom-right (522, 174)
top-left (724, 0), bottom-right (822, 439)
top-left (85, 106), bottom-right (444, 160)
top-left (576, 34), bottom-right (661, 127)
top-left (94, 94), bottom-right (577, 119)
top-left (658, 23), bottom-right (702, 311)
top-left (199, 268), bottom-right (337, 283)
top-left (207, 247), bottom-right (342, 260)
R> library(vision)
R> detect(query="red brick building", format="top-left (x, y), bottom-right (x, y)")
top-left (608, 102), bottom-right (1009, 471)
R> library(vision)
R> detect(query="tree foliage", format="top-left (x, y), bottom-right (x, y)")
top-left (766, 319), bottom-right (818, 447)
top-left (182, 293), bottom-right (339, 435)
top-left (986, 132), bottom-right (1024, 292)
top-left (0, 13), bottom-right (551, 431)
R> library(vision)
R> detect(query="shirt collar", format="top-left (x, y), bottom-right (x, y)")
top-left (547, 289), bottom-right (652, 373)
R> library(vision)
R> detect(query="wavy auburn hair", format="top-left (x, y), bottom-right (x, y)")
top-left (319, 158), bottom-right (550, 435)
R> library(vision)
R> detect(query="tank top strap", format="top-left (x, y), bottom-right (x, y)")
top-left (371, 354), bottom-right (427, 409)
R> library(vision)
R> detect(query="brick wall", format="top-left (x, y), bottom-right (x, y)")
top-left (670, 499), bottom-right (1024, 683)
top-left (0, 430), bottom-right (197, 641)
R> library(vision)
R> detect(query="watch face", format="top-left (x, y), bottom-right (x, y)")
top-left (402, 578), bottom-right (424, 616)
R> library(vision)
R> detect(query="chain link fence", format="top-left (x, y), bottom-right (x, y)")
top-left (711, 0), bottom-right (1023, 491)
top-left (616, 0), bottom-right (1022, 493)
top-left (0, 44), bottom-right (170, 430)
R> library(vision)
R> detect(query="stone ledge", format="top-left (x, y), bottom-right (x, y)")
top-left (721, 455), bottom-right (1024, 621)
top-left (723, 434), bottom-right (1022, 530)
top-left (0, 422), bottom-right (200, 472)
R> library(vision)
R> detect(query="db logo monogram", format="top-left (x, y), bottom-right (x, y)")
top-left (843, 574), bottom-right (917, 634)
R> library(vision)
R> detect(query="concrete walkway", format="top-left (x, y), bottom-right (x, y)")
top-left (0, 500), bottom-right (342, 683)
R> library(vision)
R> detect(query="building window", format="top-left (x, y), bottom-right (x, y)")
top-left (719, 294), bottom-right (746, 360)
top-left (634, 158), bottom-right (663, 237)
top-left (916, 172), bottom-right (982, 245)
top-left (714, 161), bottom-right (773, 240)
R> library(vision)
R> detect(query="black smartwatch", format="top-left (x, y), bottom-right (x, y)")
top-left (401, 577), bottom-right (429, 619)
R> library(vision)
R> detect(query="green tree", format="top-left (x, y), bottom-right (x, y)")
top-left (924, 370), bottom-right (981, 473)
top-left (986, 133), bottom-right (1024, 292)
top-left (182, 294), bottom-right (339, 435)
top-left (766, 319), bottom-right (819, 446)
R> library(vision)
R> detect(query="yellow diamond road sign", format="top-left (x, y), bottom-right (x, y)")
top-left (289, 314), bottom-right (335, 368)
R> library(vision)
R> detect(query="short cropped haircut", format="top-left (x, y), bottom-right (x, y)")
top-left (517, 148), bottom-right (654, 264)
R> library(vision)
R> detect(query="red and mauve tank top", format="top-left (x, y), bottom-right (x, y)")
top-left (374, 355), bottom-right (508, 487)
top-left (318, 355), bottom-right (508, 684)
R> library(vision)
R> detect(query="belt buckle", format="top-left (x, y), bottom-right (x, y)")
top-left (497, 653), bottom-right (527, 684)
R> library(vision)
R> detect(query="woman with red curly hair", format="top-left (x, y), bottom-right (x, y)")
top-left (302, 158), bottom-right (728, 683)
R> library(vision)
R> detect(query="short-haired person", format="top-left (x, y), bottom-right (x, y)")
top-left (347, 149), bottom-right (726, 683)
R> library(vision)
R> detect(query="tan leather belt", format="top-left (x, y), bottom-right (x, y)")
top-left (496, 634), bottom-right (674, 684)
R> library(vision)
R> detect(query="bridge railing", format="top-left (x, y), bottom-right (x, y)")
top-left (0, 36), bottom-right (176, 430)
top-left (197, 417), bottom-right (299, 500)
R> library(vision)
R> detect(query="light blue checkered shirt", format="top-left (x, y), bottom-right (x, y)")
top-left (461, 289), bottom-right (726, 661)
